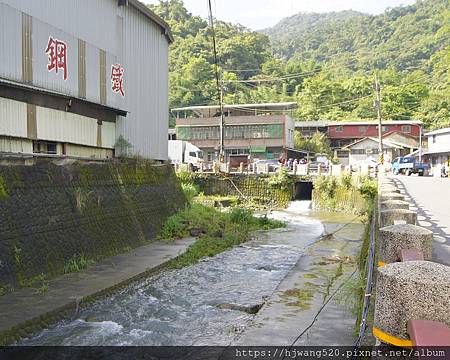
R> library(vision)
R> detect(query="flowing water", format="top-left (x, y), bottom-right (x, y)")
top-left (20, 201), bottom-right (326, 346)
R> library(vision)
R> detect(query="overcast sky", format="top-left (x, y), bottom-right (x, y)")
top-left (145, 0), bottom-right (417, 30)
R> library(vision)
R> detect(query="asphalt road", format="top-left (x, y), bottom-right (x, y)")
top-left (392, 175), bottom-right (450, 266)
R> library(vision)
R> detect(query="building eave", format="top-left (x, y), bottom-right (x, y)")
top-left (0, 77), bottom-right (128, 119)
top-left (425, 128), bottom-right (450, 136)
top-left (128, 0), bottom-right (174, 43)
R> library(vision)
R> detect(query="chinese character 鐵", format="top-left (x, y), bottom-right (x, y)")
top-left (45, 36), bottom-right (68, 80)
top-left (111, 64), bottom-right (125, 97)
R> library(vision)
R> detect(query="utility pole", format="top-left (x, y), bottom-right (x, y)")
top-left (219, 81), bottom-right (225, 162)
top-left (374, 74), bottom-right (384, 165)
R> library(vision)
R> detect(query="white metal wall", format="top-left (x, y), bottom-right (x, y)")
top-left (36, 106), bottom-right (98, 147)
top-left (0, 2), bottom-right (22, 82)
top-left (116, 4), bottom-right (169, 160)
top-left (101, 121), bottom-right (116, 149)
top-left (1, 0), bottom-right (118, 54)
top-left (428, 133), bottom-right (450, 153)
top-left (0, 0), bottom-right (170, 160)
top-left (0, 137), bottom-right (33, 154)
top-left (0, 98), bottom-right (28, 138)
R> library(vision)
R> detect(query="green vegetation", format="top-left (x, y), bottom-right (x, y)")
top-left (267, 168), bottom-right (294, 191)
top-left (279, 284), bottom-right (319, 310)
top-left (63, 256), bottom-right (95, 274)
top-left (294, 132), bottom-right (333, 158)
top-left (0, 284), bottom-right (13, 297)
top-left (36, 281), bottom-right (49, 294)
top-left (149, 0), bottom-right (449, 129)
top-left (312, 174), bottom-right (376, 214)
top-left (0, 175), bottom-right (8, 198)
top-left (158, 204), bottom-right (285, 268)
top-left (114, 135), bottom-right (134, 158)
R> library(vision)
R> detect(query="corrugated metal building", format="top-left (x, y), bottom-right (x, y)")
top-left (0, 0), bottom-right (172, 159)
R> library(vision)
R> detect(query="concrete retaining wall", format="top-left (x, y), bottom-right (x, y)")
top-left (0, 159), bottom-right (186, 290)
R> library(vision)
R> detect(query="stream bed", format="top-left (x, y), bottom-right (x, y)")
top-left (21, 202), bottom-right (327, 346)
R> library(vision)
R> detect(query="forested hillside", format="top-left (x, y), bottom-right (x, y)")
top-left (149, 0), bottom-right (449, 129)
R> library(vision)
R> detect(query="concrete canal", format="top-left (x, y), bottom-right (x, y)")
top-left (20, 202), bottom-right (363, 346)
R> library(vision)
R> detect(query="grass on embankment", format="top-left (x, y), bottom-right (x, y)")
top-left (158, 204), bottom-right (285, 269)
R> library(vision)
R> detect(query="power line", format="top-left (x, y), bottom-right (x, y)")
top-left (207, 0), bottom-right (225, 158)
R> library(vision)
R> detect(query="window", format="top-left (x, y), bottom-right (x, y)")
top-left (337, 150), bottom-right (348, 158)
top-left (401, 125), bottom-right (411, 133)
top-left (382, 126), bottom-right (389, 132)
top-left (358, 126), bottom-right (368, 133)
top-left (350, 149), bottom-right (365, 155)
top-left (33, 141), bottom-right (58, 155)
top-left (335, 126), bottom-right (343, 132)
top-left (433, 135), bottom-right (436, 144)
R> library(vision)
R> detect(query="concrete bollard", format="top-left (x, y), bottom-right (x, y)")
top-left (239, 162), bottom-right (244, 173)
top-left (380, 192), bottom-right (405, 201)
top-left (380, 186), bottom-right (400, 194)
top-left (380, 209), bottom-right (417, 227)
top-left (379, 224), bottom-right (433, 264)
top-left (373, 261), bottom-right (450, 344)
top-left (380, 200), bottom-right (410, 210)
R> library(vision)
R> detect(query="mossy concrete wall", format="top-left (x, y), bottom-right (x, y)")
top-left (194, 175), bottom-right (293, 208)
top-left (0, 159), bottom-right (186, 290)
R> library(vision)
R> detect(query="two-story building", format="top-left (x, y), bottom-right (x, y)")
top-left (173, 103), bottom-right (300, 164)
top-left (424, 128), bottom-right (450, 176)
top-left (0, 0), bottom-right (172, 160)
top-left (296, 120), bottom-right (422, 149)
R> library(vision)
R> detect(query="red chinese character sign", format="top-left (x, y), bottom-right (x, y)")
top-left (111, 64), bottom-right (125, 97)
top-left (45, 37), bottom-right (68, 80)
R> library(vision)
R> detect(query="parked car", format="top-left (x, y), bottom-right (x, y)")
top-left (391, 156), bottom-right (428, 176)
top-left (350, 158), bottom-right (379, 172)
top-left (253, 159), bottom-right (280, 172)
top-left (308, 160), bottom-right (329, 173)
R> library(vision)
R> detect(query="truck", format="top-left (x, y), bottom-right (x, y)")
top-left (391, 156), bottom-right (428, 176)
top-left (168, 140), bottom-right (204, 171)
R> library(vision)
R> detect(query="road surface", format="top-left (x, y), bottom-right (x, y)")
top-left (392, 175), bottom-right (450, 266)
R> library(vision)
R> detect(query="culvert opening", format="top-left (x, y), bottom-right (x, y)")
top-left (294, 181), bottom-right (313, 201)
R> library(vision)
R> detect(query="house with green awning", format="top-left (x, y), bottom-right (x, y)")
top-left (172, 102), bottom-right (302, 164)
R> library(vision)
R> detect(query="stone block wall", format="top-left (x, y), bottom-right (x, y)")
top-left (194, 175), bottom-right (293, 208)
top-left (0, 159), bottom-right (186, 289)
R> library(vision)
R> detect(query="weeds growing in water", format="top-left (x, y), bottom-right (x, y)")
top-left (158, 203), bottom-right (285, 268)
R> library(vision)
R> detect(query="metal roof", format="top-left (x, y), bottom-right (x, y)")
top-left (128, 0), bottom-right (174, 43)
top-left (171, 102), bottom-right (298, 112)
top-left (295, 121), bottom-right (329, 127)
top-left (328, 120), bottom-right (422, 126)
top-left (425, 127), bottom-right (450, 136)
top-left (343, 137), bottom-right (405, 149)
top-left (295, 120), bottom-right (422, 127)
top-left (0, 77), bottom-right (128, 117)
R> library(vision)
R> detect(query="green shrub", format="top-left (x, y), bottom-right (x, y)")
top-left (228, 207), bottom-right (253, 224)
top-left (177, 171), bottom-right (196, 185)
top-left (268, 168), bottom-right (293, 190)
top-left (63, 255), bottom-right (94, 274)
top-left (181, 183), bottom-right (199, 203)
top-left (358, 177), bottom-right (377, 200)
top-left (339, 173), bottom-right (353, 189)
top-left (158, 203), bottom-right (285, 268)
